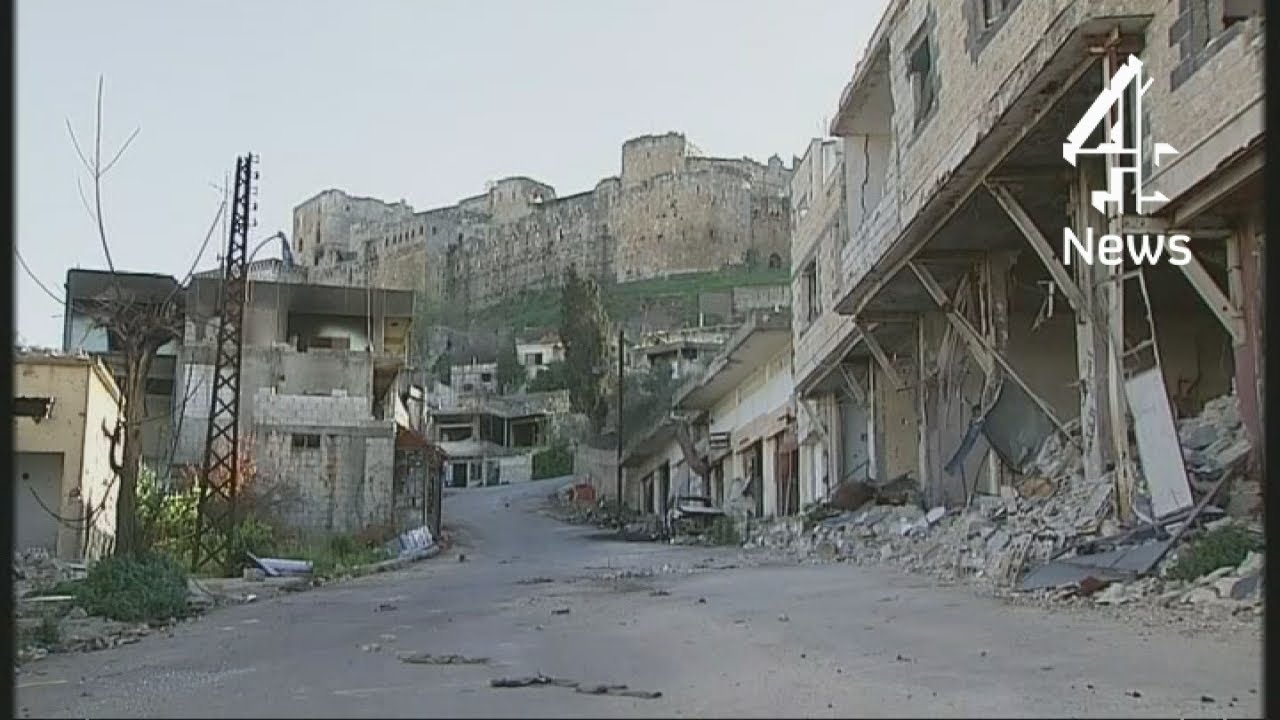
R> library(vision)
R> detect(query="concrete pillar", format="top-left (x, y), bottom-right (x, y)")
top-left (981, 252), bottom-right (1014, 494)
top-left (1072, 166), bottom-right (1113, 484)
top-left (762, 436), bottom-right (777, 518)
top-left (916, 316), bottom-right (934, 504)
top-left (1228, 217), bottom-right (1265, 485)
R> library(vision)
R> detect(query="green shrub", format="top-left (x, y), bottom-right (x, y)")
top-left (137, 466), bottom-right (200, 568)
top-left (1167, 523), bottom-right (1263, 582)
top-left (278, 533), bottom-right (389, 578)
top-left (532, 444), bottom-right (574, 479)
top-left (229, 517), bottom-right (278, 560)
top-left (18, 615), bottom-right (62, 649)
top-left (75, 552), bottom-right (190, 623)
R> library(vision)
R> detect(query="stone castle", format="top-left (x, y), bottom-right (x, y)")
top-left (292, 132), bottom-right (794, 313)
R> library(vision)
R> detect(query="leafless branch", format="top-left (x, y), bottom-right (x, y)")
top-left (65, 117), bottom-right (94, 175)
top-left (167, 198), bottom-right (227, 304)
top-left (75, 176), bottom-right (96, 223)
top-left (100, 126), bottom-right (141, 177)
top-left (15, 248), bottom-right (70, 309)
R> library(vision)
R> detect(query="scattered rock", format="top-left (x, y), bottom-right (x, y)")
top-left (551, 608), bottom-right (571, 615)
top-left (649, 589), bottom-right (670, 597)
top-left (360, 643), bottom-right (381, 653)
top-left (1181, 587), bottom-right (1219, 605)
top-left (1126, 690), bottom-right (1142, 698)
top-left (399, 652), bottom-right (488, 665)
top-left (458, 554), bottom-right (467, 563)
top-left (777, 613), bottom-right (789, 622)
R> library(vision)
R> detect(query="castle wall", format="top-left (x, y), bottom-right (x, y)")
top-left (292, 133), bottom-right (793, 314)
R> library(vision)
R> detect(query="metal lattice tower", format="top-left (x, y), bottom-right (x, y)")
top-left (193, 153), bottom-right (257, 573)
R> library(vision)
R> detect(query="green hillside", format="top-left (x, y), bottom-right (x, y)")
top-left (465, 267), bottom-right (789, 334)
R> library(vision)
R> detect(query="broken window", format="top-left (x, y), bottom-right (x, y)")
top-left (907, 26), bottom-right (937, 129)
top-left (14, 396), bottom-right (54, 422)
top-left (980, 0), bottom-right (1010, 27)
top-left (1222, 0), bottom-right (1263, 29)
top-left (291, 434), bottom-right (321, 449)
top-left (803, 261), bottom-right (821, 324)
top-left (480, 372), bottom-right (493, 383)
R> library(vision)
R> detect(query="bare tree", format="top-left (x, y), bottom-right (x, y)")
top-left (63, 76), bottom-right (225, 557)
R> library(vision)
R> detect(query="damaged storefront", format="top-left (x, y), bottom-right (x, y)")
top-left (770, 0), bottom-right (1264, 600)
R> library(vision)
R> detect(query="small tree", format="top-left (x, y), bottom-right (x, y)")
top-left (57, 77), bottom-right (223, 558)
top-left (559, 265), bottom-right (610, 430)
top-left (432, 353), bottom-right (452, 386)
top-left (495, 332), bottom-right (523, 394)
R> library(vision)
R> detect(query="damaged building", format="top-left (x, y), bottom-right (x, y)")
top-left (62, 269), bottom-right (184, 474)
top-left (622, 312), bottom-right (796, 525)
top-left (427, 388), bottom-right (570, 488)
top-left (783, 0), bottom-right (1262, 550)
top-left (173, 259), bottom-right (439, 538)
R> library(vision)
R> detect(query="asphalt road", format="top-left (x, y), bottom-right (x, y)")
top-left (15, 479), bottom-right (1264, 718)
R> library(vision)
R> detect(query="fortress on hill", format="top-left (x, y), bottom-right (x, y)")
top-left (291, 132), bottom-right (794, 314)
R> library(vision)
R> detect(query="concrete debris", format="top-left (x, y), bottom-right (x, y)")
top-left (12, 548), bottom-right (86, 602)
top-left (246, 554), bottom-right (313, 577)
top-left (490, 674), bottom-right (662, 699)
top-left (740, 392), bottom-right (1260, 619)
top-left (399, 652), bottom-right (489, 665)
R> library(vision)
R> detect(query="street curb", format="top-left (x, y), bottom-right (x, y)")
top-left (346, 543), bottom-right (443, 578)
top-left (190, 544), bottom-right (446, 605)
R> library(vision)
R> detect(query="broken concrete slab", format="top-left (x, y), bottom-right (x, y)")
top-left (1019, 560), bottom-right (1131, 591)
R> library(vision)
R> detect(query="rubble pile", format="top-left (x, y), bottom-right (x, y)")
top-left (745, 392), bottom-right (1262, 616)
top-left (12, 548), bottom-right (85, 601)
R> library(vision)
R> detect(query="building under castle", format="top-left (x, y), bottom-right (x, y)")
top-left (292, 132), bottom-right (793, 313)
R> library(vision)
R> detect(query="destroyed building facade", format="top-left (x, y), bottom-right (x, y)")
top-left (13, 351), bottom-right (124, 561)
top-left (427, 389), bottom-right (570, 488)
top-left (172, 259), bottom-right (431, 537)
top-left (797, 0), bottom-right (1264, 518)
top-left (622, 312), bottom-right (796, 521)
top-left (291, 132), bottom-right (793, 313)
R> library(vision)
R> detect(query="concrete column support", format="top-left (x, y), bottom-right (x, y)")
top-left (1228, 218), bottom-right (1265, 486)
top-left (1071, 167), bottom-right (1112, 484)
top-left (980, 251), bottom-right (1014, 495)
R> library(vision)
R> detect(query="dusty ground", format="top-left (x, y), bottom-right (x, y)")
top-left (14, 479), bottom-right (1264, 718)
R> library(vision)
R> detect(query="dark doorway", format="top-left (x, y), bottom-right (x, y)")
top-left (775, 437), bottom-right (800, 517)
top-left (745, 441), bottom-right (764, 517)
top-left (658, 462), bottom-right (671, 518)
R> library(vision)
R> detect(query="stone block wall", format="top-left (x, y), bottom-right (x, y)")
top-left (291, 133), bottom-right (793, 314)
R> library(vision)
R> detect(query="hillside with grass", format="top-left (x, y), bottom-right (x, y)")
top-left (463, 266), bottom-right (790, 334)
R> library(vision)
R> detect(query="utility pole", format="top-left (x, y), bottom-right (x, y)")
top-left (193, 152), bottom-right (256, 574)
top-left (615, 329), bottom-right (624, 522)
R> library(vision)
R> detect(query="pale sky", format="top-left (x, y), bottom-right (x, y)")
top-left (16, 0), bottom-right (887, 347)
